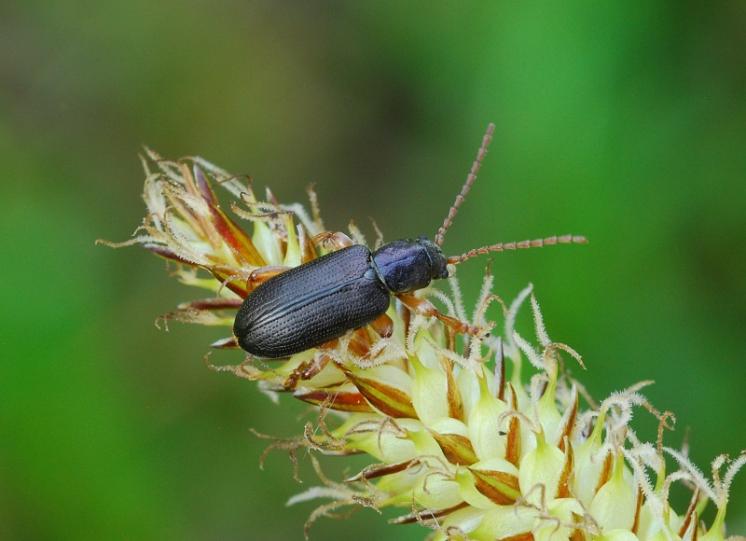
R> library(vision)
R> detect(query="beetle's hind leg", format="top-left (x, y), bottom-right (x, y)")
top-left (397, 292), bottom-right (482, 337)
top-left (283, 353), bottom-right (332, 390)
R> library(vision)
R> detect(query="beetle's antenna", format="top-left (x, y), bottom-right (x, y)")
top-left (434, 122), bottom-right (496, 247)
top-left (447, 234), bottom-right (588, 265)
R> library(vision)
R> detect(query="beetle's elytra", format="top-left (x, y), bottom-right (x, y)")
top-left (234, 245), bottom-right (389, 358)
top-left (233, 124), bottom-right (587, 358)
top-left (234, 239), bottom-right (446, 357)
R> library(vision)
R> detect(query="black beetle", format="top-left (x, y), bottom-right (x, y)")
top-left (233, 124), bottom-right (586, 358)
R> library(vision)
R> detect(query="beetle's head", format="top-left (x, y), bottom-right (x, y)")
top-left (417, 237), bottom-right (449, 280)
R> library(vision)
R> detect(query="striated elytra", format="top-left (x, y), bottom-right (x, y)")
top-left (233, 239), bottom-right (447, 358)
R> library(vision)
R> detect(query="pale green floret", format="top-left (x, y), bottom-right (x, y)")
top-left (285, 284), bottom-right (744, 541)
top-left (117, 154), bottom-right (744, 541)
top-left (589, 453), bottom-right (637, 531)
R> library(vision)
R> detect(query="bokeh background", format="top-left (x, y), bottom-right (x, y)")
top-left (2, 1), bottom-right (745, 539)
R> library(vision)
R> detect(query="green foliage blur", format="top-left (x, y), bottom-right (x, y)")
top-left (2, 2), bottom-right (744, 539)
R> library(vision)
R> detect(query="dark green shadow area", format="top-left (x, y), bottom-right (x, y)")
top-left (1, 1), bottom-right (744, 539)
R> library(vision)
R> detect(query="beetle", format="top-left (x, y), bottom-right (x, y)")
top-left (233, 123), bottom-right (586, 358)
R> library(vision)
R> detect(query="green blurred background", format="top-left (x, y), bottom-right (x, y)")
top-left (2, 1), bottom-right (745, 539)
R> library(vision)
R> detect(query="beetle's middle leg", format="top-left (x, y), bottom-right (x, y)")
top-left (348, 328), bottom-right (372, 358)
top-left (397, 293), bottom-right (482, 337)
top-left (370, 313), bottom-right (394, 338)
top-left (246, 265), bottom-right (290, 292)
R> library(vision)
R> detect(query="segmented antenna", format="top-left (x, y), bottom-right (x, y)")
top-left (433, 122), bottom-right (496, 247)
top-left (447, 235), bottom-right (588, 265)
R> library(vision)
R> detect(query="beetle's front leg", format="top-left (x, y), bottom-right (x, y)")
top-left (397, 293), bottom-right (482, 337)
top-left (312, 231), bottom-right (354, 252)
top-left (246, 265), bottom-right (290, 292)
